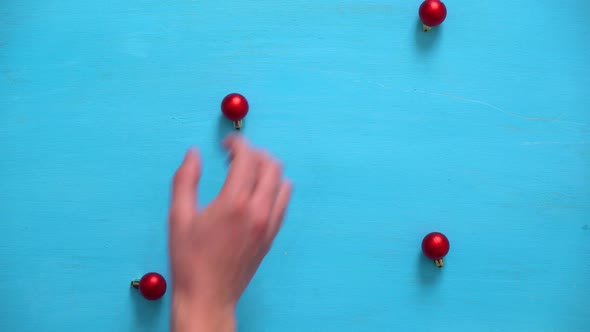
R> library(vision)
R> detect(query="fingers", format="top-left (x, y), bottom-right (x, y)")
top-left (170, 148), bottom-right (202, 226)
top-left (267, 179), bottom-right (293, 239)
top-left (221, 135), bottom-right (260, 196)
top-left (250, 154), bottom-right (282, 214)
top-left (220, 134), bottom-right (293, 239)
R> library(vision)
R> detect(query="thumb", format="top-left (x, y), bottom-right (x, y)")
top-left (170, 148), bottom-right (202, 226)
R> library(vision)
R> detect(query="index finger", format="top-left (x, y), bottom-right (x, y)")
top-left (170, 148), bottom-right (202, 225)
top-left (221, 134), bottom-right (258, 194)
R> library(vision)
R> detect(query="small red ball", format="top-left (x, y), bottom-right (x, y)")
top-left (221, 93), bottom-right (249, 122)
top-left (422, 232), bottom-right (450, 260)
top-left (419, 0), bottom-right (447, 28)
top-left (137, 272), bottom-right (167, 300)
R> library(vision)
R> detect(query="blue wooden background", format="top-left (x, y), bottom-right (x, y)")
top-left (1, 0), bottom-right (589, 331)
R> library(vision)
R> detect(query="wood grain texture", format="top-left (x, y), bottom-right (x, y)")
top-left (1, 0), bottom-right (589, 331)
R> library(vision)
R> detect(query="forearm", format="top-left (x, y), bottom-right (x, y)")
top-left (171, 293), bottom-right (236, 332)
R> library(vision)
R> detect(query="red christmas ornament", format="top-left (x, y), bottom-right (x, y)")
top-left (131, 272), bottom-right (167, 300)
top-left (221, 93), bottom-right (249, 130)
top-left (419, 0), bottom-right (447, 32)
top-left (422, 232), bottom-right (450, 267)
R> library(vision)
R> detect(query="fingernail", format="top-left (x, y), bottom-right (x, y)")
top-left (185, 148), bottom-right (197, 160)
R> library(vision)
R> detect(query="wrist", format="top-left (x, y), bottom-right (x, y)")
top-left (171, 291), bottom-right (236, 332)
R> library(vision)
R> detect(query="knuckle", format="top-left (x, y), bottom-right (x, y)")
top-left (271, 159), bottom-right (283, 176)
top-left (168, 209), bottom-right (179, 222)
top-left (168, 208), bottom-right (188, 225)
top-left (251, 210), bottom-right (270, 233)
top-left (253, 149), bottom-right (269, 163)
top-left (260, 153), bottom-right (283, 174)
top-left (172, 171), bottom-right (183, 187)
top-left (172, 167), bottom-right (188, 187)
top-left (263, 152), bottom-right (281, 168)
top-left (231, 193), bottom-right (248, 215)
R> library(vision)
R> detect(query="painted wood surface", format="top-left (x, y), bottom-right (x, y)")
top-left (1, 1), bottom-right (589, 331)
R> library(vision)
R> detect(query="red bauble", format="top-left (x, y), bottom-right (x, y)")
top-left (221, 93), bottom-right (249, 130)
top-left (131, 272), bottom-right (167, 300)
top-left (422, 232), bottom-right (450, 267)
top-left (419, 0), bottom-right (447, 32)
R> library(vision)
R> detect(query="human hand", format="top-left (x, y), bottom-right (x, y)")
top-left (169, 134), bottom-right (293, 332)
